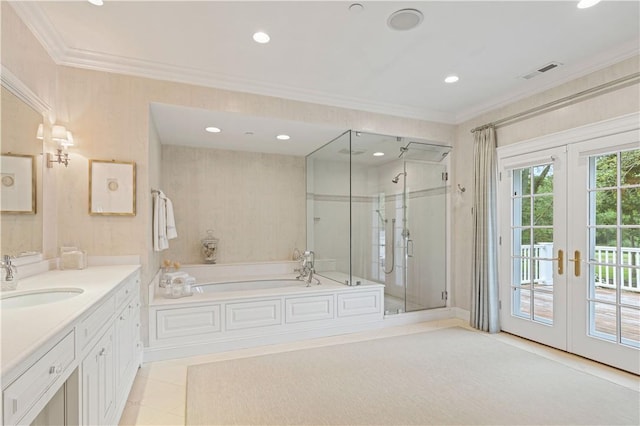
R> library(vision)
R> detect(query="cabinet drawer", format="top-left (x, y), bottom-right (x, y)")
top-left (3, 330), bottom-right (75, 426)
top-left (79, 295), bottom-right (115, 350)
top-left (116, 273), bottom-right (139, 309)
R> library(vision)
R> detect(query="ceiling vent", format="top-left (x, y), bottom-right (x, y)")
top-left (521, 61), bottom-right (563, 80)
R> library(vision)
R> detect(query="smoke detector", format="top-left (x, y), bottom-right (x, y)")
top-left (521, 61), bottom-right (563, 80)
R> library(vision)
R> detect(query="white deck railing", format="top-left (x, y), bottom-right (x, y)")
top-left (520, 244), bottom-right (639, 292)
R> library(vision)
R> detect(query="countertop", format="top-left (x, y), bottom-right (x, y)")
top-left (1, 265), bottom-right (140, 385)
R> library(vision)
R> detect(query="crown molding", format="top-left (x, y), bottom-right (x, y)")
top-left (9, 1), bottom-right (67, 64)
top-left (454, 39), bottom-right (640, 125)
top-left (56, 47), bottom-right (457, 124)
top-left (1, 65), bottom-right (51, 115)
top-left (10, 1), bottom-right (639, 128)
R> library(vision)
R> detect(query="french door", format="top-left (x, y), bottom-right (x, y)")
top-left (499, 121), bottom-right (640, 374)
top-left (499, 147), bottom-right (568, 350)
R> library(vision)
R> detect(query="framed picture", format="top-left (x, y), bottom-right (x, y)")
top-left (89, 159), bottom-right (136, 216)
top-left (1, 154), bottom-right (36, 214)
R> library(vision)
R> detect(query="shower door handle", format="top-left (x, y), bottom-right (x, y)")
top-left (407, 240), bottom-right (414, 257)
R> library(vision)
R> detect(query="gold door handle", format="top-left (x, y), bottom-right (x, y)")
top-left (557, 249), bottom-right (564, 275)
top-left (547, 249), bottom-right (564, 275)
top-left (569, 250), bottom-right (581, 277)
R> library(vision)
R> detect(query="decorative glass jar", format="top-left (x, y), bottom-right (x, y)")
top-left (201, 229), bottom-right (219, 264)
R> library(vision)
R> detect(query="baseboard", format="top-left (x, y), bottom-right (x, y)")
top-left (453, 307), bottom-right (470, 322)
top-left (381, 307), bottom-right (457, 327)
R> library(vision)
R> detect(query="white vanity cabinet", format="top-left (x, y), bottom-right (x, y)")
top-left (80, 270), bottom-right (140, 426)
top-left (1, 266), bottom-right (141, 426)
top-left (81, 326), bottom-right (116, 426)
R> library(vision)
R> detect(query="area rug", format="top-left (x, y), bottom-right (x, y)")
top-left (186, 327), bottom-right (639, 425)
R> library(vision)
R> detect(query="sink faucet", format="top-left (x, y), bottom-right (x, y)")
top-left (1, 255), bottom-right (17, 282)
top-left (296, 250), bottom-right (320, 287)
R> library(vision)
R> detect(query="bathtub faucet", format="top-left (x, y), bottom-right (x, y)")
top-left (297, 250), bottom-right (320, 287)
top-left (1, 255), bottom-right (17, 282)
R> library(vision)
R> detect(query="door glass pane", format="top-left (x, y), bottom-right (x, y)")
top-left (512, 227), bottom-right (529, 257)
top-left (533, 195), bottom-right (553, 225)
top-left (622, 272), bottom-right (640, 308)
top-left (589, 301), bottom-right (617, 342)
top-left (587, 149), bottom-right (640, 346)
top-left (593, 228), bottom-right (617, 263)
top-left (533, 228), bottom-right (553, 247)
top-left (518, 168), bottom-right (531, 196)
top-left (621, 307), bottom-right (640, 348)
top-left (595, 189), bottom-right (617, 225)
top-left (621, 188), bottom-right (640, 225)
top-left (533, 165), bottom-right (553, 193)
top-left (620, 150), bottom-right (640, 186)
top-left (513, 287), bottom-right (531, 319)
top-left (594, 153), bottom-right (617, 188)
top-left (533, 288), bottom-right (553, 324)
top-left (519, 196), bottom-right (531, 226)
top-left (511, 164), bottom-right (554, 325)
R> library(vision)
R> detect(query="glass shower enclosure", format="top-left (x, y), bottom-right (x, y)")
top-left (306, 130), bottom-right (451, 314)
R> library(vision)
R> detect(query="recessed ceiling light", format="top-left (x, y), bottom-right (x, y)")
top-left (444, 75), bottom-right (459, 84)
top-left (276, 134), bottom-right (290, 140)
top-left (349, 3), bottom-right (364, 13)
top-left (253, 32), bottom-right (270, 44)
top-left (205, 126), bottom-right (221, 133)
top-left (88, 0), bottom-right (103, 5)
top-left (577, 0), bottom-right (601, 8)
top-left (373, 152), bottom-right (385, 157)
top-left (388, 9), bottom-right (423, 31)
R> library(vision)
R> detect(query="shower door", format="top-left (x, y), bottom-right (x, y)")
top-left (403, 160), bottom-right (448, 311)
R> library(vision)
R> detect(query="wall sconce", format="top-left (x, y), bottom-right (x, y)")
top-left (37, 124), bottom-right (74, 168)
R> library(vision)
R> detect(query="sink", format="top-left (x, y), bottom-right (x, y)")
top-left (1, 288), bottom-right (84, 309)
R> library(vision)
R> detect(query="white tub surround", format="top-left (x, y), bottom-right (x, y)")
top-left (1, 265), bottom-right (141, 426)
top-left (147, 262), bottom-right (385, 362)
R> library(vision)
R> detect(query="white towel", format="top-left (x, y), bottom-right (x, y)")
top-left (165, 197), bottom-right (178, 240)
top-left (153, 191), bottom-right (178, 252)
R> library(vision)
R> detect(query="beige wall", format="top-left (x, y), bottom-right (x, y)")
top-left (160, 145), bottom-right (306, 264)
top-left (451, 55), bottom-right (640, 312)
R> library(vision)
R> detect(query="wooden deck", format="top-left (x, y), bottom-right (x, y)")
top-left (516, 285), bottom-right (640, 344)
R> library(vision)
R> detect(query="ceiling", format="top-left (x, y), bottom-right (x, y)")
top-left (10, 1), bottom-right (640, 156)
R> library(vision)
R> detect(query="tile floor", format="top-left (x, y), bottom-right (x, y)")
top-left (118, 318), bottom-right (639, 425)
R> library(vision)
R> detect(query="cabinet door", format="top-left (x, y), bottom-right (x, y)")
top-left (116, 302), bottom-right (135, 391)
top-left (82, 327), bottom-right (115, 426)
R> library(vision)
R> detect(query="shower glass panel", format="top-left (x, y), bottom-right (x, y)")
top-left (306, 130), bottom-right (352, 284)
top-left (307, 130), bottom-right (451, 314)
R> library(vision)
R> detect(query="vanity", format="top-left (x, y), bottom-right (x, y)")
top-left (1, 265), bottom-right (141, 426)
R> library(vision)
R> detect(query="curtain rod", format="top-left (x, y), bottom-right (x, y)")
top-left (470, 72), bottom-right (640, 134)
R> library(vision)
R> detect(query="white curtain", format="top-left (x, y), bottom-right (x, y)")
top-left (471, 126), bottom-right (500, 333)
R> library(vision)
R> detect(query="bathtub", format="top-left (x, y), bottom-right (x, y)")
top-left (192, 279), bottom-right (306, 293)
top-left (146, 262), bottom-right (385, 362)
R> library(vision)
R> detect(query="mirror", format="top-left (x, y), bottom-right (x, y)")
top-left (1, 85), bottom-right (44, 257)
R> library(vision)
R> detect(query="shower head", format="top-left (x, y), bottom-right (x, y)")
top-left (392, 172), bottom-right (406, 183)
